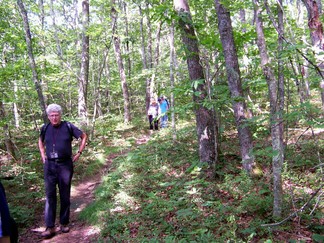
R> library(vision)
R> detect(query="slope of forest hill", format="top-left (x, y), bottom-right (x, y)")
top-left (1, 120), bottom-right (323, 242)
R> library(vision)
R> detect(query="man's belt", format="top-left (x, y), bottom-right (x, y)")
top-left (48, 158), bottom-right (71, 163)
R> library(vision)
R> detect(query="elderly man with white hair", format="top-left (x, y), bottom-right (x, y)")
top-left (38, 104), bottom-right (87, 239)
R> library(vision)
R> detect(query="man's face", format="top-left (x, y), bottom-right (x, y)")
top-left (48, 112), bottom-right (61, 126)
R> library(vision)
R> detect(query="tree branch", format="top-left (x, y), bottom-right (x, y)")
top-left (261, 184), bottom-right (324, 227)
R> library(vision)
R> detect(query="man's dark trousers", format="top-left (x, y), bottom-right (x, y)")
top-left (149, 115), bottom-right (159, 130)
top-left (44, 159), bottom-right (73, 228)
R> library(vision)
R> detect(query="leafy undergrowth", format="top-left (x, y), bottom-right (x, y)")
top-left (0, 115), bottom-right (150, 237)
top-left (78, 122), bottom-right (323, 242)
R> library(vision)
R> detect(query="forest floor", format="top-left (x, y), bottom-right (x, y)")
top-left (18, 133), bottom-right (152, 243)
top-left (10, 127), bottom-right (324, 242)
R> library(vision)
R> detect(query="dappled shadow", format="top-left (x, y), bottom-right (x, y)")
top-left (85, 125), bottom-right (322, 242)
top-left (287, 127), bottom-right (324, 145)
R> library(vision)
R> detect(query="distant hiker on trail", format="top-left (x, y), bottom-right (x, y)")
top-left (147, 99), bottom-right (160, 130)
top-left (158, 96), bottom-right (169, 128)
top-left (38, 104), bottom-right (87, 239)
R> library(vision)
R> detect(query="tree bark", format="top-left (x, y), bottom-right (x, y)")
top-left (50, 0), bottom-right (63, 58)
top-left (138, 4), bottom-right (152, 112)
top-left (122, 1), bottom-right (131, 78)
top-left (253, 0), bottom-right (284, 218)
top-left (146, 1), bottom-right (153, 69)
top-left (13, 80), bottom-right (20, 128)
top-left (302, 0), bottom-right (324, 111)
top-left (111, 1), bottom-right (131, 123)
top-left (0, 102), bottom-right (16, 159)
top-left (139, 5), bottom-right (147, 70)
top-left (215, 0), bottom-right (255, 173)
top-left (17, 0), bottom-right (47, 123)
top-left (154, 22), bottom-right (162, 67)
top-left (79, 0), bottom-right (90, 123)
top-left (169, 20), bottom-right (177, 141)
top-left (174, 0), bottom-right (218, 164)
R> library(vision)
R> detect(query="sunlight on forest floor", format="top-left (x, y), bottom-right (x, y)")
top-left (287, 127), bottom-right (324, 144)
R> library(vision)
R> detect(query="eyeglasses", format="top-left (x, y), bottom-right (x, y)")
top-left (49, 114), bottom-right (61, 118)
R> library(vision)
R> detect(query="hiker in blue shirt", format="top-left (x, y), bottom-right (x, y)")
top-left (38, 104), bottom-right (87, 239)
top-left (158, 96), bottom-right (169, 128)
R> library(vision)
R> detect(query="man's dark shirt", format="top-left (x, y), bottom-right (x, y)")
top-left (0, 181), bottom-right (11, 236)
top-left (40, 121), bottom-right (83, 159)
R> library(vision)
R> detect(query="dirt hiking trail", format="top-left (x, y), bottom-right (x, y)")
top-left (19, 134), bottom-right (151, 243)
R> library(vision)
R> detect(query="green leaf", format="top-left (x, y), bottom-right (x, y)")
top-left (312, 234), bottom-right (324, 243)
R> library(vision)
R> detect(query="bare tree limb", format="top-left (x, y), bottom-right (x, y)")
top-left (261, 184), bottom-right (323, 227)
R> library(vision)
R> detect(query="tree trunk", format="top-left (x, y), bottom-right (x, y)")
top-left (111, 2), bottom-right (131, 123)
top-left (169, 20), bottom-right (177, 141)
top-left (50, 0), bottom-right (63, 58)
top-left (122, 1), bottom-right (131, 79)
top-left (13, 80), bottom-right (20, 128)
top-left (253, 0), bottom-right (284, 218)
top-left (104, 59), bottom-right (112, 114)
top-left (215, 0), bottom-right (255, 173)
top-left (139, 5), bottom-right (147, 69)
top-left (138, 4), bottom-right (152, 112)
top-left (154, 22), bottom-right (162, 67)
top-left (146, 1), bottom-right (153, 69)
top-left (0, 102), bottom-right (16, 159)
top-left (289, 58), bottom-right (305, 104)
top-left (17, 0), bottom-right (47, 123)
top-left (79, 0), bottom-right (90, 124)
top-left (174, 0), bottom-right (218, 164)
top-left (95, 49), bottom-right (108, 118)
top-left (302, 0), bottom-right (324, 111)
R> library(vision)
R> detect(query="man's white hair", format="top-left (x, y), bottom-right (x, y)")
top-left (46, 104), bottom-right (62, 115)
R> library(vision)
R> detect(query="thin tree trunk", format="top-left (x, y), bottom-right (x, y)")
top-left (0, 102), bottom-right (16, 159)
top-left (289, 58), bottom-right (305, 104)
top-left (169, 20), bottom-right (177, 141)
top-left (154, 22), bottom-right (162, 67)
top-left (95, 49), bottom-right (108, 117)
top-left (146, 1), bottom-right (153, 69)
top-left (79, 0), bottom-right (90, 124)
top-left (138, 4), bottom-right (152, 112)
top-left (301, 58), bottom-right (311, 98)
top-left (174, 0), bottom-right (218, 164)
top-left (275, 0), bottom-right (285, 217)
top-left (253, 0), bottom-right (284, 218)
top-left (111, 2), bottom-right (131, 123)
top-left (215, 0), bottom-right (255, 173)
top-left (139, 5), bottom-right (147, 69)
top-left (17, 0), bottom-right (47, 123)
top-left (122, 1), bottom-right (131, 79)
top-left (239, 8), bottom-right (254, 118)
top-left (50, 0), bottom-right (63, 57)
top-left (13, 80), bottom-right (20, 128)
top-left (106, 59), bottom-right (112, 114)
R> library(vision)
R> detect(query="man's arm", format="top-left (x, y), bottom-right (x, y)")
top-left (38, 138), bottom-right (47, 164)
top-left (73, 132), bottom-right (87, 162)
